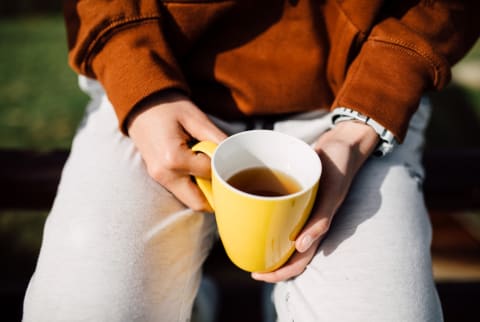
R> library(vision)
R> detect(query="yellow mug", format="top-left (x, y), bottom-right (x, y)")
top-left (192, 130), bottom-right (321, 272)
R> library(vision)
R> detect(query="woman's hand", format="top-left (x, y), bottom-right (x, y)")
top-left (128, 92), bottom-right (227, 211)
top-left (252, 121), bottom-right (380, 283)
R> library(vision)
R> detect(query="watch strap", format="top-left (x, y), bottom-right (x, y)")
top-left (331, 107), bottom-right (396, 157)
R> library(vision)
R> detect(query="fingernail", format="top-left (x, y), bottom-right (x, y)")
top-left (299, 235), bottom-right (313, 252)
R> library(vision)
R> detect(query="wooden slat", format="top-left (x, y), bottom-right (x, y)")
top-left (0, 148), bottom-right (479, 210)
top-left (423, 148), bottom-right (480, 209)
top-left (0, 149), bottom-right (68, 210)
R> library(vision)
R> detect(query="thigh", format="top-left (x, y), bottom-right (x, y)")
top-left (23, 94), bottom-right (216, 322)
top-left (274, 162), bottom-right (442, 322)
top-left (273, 100), bottom-right (443, 322)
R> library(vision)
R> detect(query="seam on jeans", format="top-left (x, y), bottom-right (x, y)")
top-left (284, 282), bottom-right (294, 322)
top-left (177, 212), bottom-right (198, 322)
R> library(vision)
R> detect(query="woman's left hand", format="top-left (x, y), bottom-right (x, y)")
top-left (251, 120), bottom-right (380, 283)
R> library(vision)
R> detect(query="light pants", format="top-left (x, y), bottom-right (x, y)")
top-left (23, 77), bottom-right (443, 322)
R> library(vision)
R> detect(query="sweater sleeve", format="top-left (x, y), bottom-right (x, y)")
top-left (63, 0), bottom-right (231, 134)
top-left (333, 0), bottom-right (480, 142)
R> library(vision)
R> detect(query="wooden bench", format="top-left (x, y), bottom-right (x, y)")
top-left (1, 148), bottom-right (478, 210)
top-left (1, 148), bottom-right (479, 322)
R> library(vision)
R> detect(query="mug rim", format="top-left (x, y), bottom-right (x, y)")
top-left (211, 129), bottom-right (322, 200)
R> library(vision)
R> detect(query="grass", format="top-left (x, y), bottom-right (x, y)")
top-left (460, 40), bottom-right (480, 63)
top-left (0, 15), bottom-right (88, 150)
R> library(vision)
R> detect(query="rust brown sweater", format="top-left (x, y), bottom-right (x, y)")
top-left (64, 0), bottom-right (479, 141)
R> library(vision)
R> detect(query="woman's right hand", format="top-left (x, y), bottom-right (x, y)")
top-left (127, 92), bottom-right (227, 211)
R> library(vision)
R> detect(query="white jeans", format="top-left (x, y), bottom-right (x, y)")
top-left (23, 77), bottom-right (443, 322)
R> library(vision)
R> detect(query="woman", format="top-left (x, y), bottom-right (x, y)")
top-left (23, 1), bottom-right (479, 321)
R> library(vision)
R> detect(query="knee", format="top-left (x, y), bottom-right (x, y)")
top-left (23, 214), bottom-right (144, 321)
top-left (42, 211), bottom-right (116, 259)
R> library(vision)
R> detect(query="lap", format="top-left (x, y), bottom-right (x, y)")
top-left (274, 163), bottom-right (441, 322)
top-left (24, 82), bottom-right (440, 321)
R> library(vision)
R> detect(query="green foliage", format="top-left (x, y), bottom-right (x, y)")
top-left (0, 15), bottom-right (88, 150)
top-left (462, 40), bottom-right (480, 62)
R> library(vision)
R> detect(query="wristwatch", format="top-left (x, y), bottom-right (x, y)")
top-left (330, 107), bottom-right (397, 157)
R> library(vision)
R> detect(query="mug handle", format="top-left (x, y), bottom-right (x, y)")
top-left (191, 141), bottom-right (218, 210)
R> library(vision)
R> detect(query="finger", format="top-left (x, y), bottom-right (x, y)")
top-left (167, 175), bottom-right (212, 212)
top-left (295, 214), bottom-right (331, 253)
top-left (295, 151), bottom-right (345, 253)
top-left (188, 150), bottom-right (213, 179)
top-left (251, 239), bottom-right (321, 283)
top-left (146, 151), bottom-right (212, 212)
top-left (154, 140), bottom-right (212, 179)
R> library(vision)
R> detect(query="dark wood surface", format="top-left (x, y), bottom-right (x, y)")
top-left (0, 149), bottom-right (68, 210)
top-left (1, 148), bottom-right (479, 210)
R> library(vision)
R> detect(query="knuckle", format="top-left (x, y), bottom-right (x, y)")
top-left (313, 218), bottom-right (331, 236)
top-left (296, 267), bottom-right (306, 277)
top-left (190, 202), bottom-right (205, 212)
top-left (291, 264), bottom-right (303, 275)
top-left (161, 149), bottom-right (184, 171)
top-left (290, 264), bottom-right (306, 278)
top-left (189, 195), bottom-right (208, 212)
top-left (146, 163), bottom-right (166, 182)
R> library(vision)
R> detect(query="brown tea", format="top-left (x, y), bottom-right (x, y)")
top-left (226, 167), bottom-right (301, 197)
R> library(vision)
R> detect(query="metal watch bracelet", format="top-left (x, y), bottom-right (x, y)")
top-left (330, 107), bottom-right (396, 157)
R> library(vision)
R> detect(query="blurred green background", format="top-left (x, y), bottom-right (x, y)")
top-left (0, 5), bottom-right (479, 322)
top-left (0, 16), bottom-right (87, 149)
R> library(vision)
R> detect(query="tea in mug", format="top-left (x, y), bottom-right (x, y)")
top-left (227, 167), bottom-right (301, 197)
